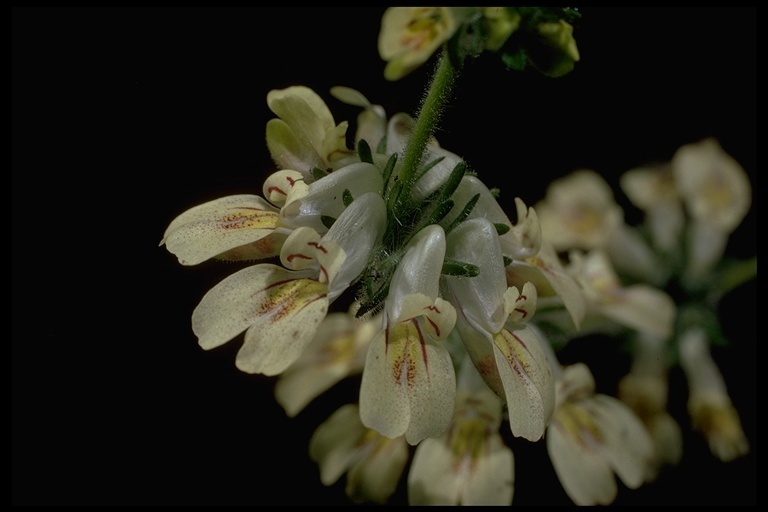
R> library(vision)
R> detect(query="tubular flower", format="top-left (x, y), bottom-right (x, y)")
top-left (191, 192), bottom-right (386, 376)
top-left (266, 86), bottom-right (356, 179)
top-left (547, 362), bottom-right (654, 506)
top-left (678, 326), bottom-right (749, 462)
top-left (672, 138), bottom-right (753, 283)
top-left (359, 225), bottom-right (458, 445)
top-left (618, 332), bottom-right (682, 480)
top-left (275, 303), bottom-right (381, 417)
top-left (407, 383), bottom-right (513, 505)
top-left (309, 403), bottom-right (409, 504)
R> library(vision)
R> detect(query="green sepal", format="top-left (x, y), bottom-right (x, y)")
top-left (311, 166), bottom-right (328, 181)
top-left (357, 139), bottom-right (373, 164)
top-left (445, 193), bottom-right (480, 234)
top-left (442, 258), bottom-right (480, 277)
top-left (342, 189), bottom-right (354, 207)
top-left (321, 215), bottom-right (336, 230)
top-left (494, 222), bottom-right (511, 236)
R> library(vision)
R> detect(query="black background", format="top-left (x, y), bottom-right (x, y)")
top-left (13, 7), bottom-right (756, 506)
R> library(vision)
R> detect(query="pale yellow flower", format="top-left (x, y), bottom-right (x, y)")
top-left (309, 404), bottom-right (409, 504)
top-left (378, 7), bottom-right (462, 81)
top-left (618, 333), bottom-right (683, 480)
top-left (678, 326), bottom-right (749, 462)
top-left (566, 249), bottom-right (676, 340)
top-left (672, 138), bottom-right (752, 283)
top-left (536, 169), bottom-right (661, 284)
top-left (407, 386), bottom-right (514, 505)
top-left (547, 363), bottom-right (654, 506)
top-left (275, 304), bottom-right (380, 417)
top-left (266, 86), bottom-right (355, 178)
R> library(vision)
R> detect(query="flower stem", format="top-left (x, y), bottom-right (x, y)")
top-left (398, 49), bottom-right (459, 197)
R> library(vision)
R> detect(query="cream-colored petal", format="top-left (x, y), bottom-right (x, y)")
top-left (309, 404), bottom-right (369, 486)
top-left (408, 437), bottom-right (462, 505)
top-left (321, 121), bottom-right (355, 164)
top-left (267, 86), bottom-right (336, 161)
top-left (492, 325), bottom-right (555, 441)
top-left (600, 285), bottom-right (676, 340)
top-left (463, 434), bottom-right (514, 505)
top-left (506, 240), bottom-right (586, 330)
top-left (503, 282), bottom-right (537, 324)
top-left (672, 137), bottom-right (752, 233)
top-left (161, 194), bottom-right (280, 266)
top-left (359, 322), bottom-right (456, 444)
top-left (275, 311), bottom-right (376, 417)
top-left (547, 413), bottom-right (617, 506)
top-left (262, 169), bottom-right (308, 207)
top-left (266, 118), bottom-right (324, 177)
top-left (190, 264), bottom-right (328, 375)
top-left (588, 395), bottom-right (654, 490)
top-left (346, 436), bottom-right (409, 504)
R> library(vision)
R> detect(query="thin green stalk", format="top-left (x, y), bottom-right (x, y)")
top-left (397, 49), bottom-right (460, 199)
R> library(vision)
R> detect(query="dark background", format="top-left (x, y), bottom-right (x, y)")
top-left (13, 7), bottom-right (756, 506)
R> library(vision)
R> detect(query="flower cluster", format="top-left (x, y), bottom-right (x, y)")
top-left (161, 7), bottom-right (753, 506)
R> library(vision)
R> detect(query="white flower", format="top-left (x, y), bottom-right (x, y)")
top-left (191, 193), bottom-right (385, 376)
top-left (567, 249), bottom-right (676, 340)
top-left (275, 303), bottom-right (380, 417)
top-left (266, 86), bottom-right (356, 178)
top-left (309, 404), bottom-right (409, 504)
top-left (160, 170), bottom-right (306, 266)
top-left (618, 333), bottom-right (683, 480)
top-left (547, 362), bottom-right (654, 506)
top-left (678, 326), bottom-right (749, 462)
top-left (359, 225), bottom-right (457, 445)
top-left (444, 217), bottom-right (555, 441)
top-left (407, 385), bottom-right (513, 505)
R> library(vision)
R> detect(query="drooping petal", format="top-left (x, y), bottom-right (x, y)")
top-left (330, 86), bottom-right (388, 150)
top-left (547, 405), bottom-right (618, 506)
top-left (161, 194), bottom-right (281, 265)
top-left (462, 434), bottom-right (514, 505)
top-left (492, 324), bottom-right (555, 441)
top-left (275, 310), bottom-right (378, 417)
top-left (346, 433), bottom-right (410, 504)
top-left (309, 404), bottom-right (370, 486)
top-left (359, 320), bottom-right (456, 445)
top-left (588, 394), bottom-right (654, 490)
top-left (407, 437), bottom-right (461, 505)
top-left (191, 264), bottom-right (329, 376)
